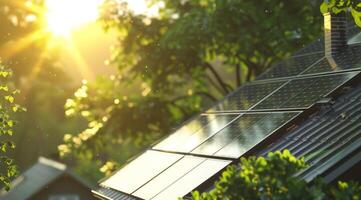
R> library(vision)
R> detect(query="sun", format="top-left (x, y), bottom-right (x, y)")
top-left (45, 0), bottom-right (103, 37)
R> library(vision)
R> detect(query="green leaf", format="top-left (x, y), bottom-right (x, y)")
top-left (320, 2), bottom-right (329, 13)
top-left (4, 96), bottom-right (14, 103)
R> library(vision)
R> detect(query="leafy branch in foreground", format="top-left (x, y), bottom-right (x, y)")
top-left (0, 64), bottom-right (25, 191)
top-left (190, 150), bottom-right (361, 200)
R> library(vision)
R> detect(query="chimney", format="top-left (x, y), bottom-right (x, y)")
top-left (324, 12), bottom-right (347, 57)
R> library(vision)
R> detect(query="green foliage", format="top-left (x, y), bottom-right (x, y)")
top-left (59, 0), bottom-right (323, 178)
top-left (0, 64), bottom-right (24, 191)
top-left (190, 150), bottom-right (361, 200)
top-left (320, 0), bottom-right (361, 26)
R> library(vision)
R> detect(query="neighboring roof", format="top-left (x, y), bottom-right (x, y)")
top-left (94, 23), bottom-right (361, 200)
top-left (0, 157), bottom-right (94, 200)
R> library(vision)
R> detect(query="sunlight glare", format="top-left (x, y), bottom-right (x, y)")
top-left (45, 0), bottom-right (103, 37)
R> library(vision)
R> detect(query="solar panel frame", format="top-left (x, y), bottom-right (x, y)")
top-left (151, 158), bottom-right (232, 200)
top-left (132, 156), bottom-right (206, 199)
top-left (152, 114), bottom-right (241, 153)
top-left (212, 112), bottom-right (301, 158)
top-left (256, 52), bottom-right (324, 80)
top-left (192, 112), bottom-right (300, 158)
top-left (99, 150), bottom-right (183, 194)
top-left (252, 72), bottom-right (359, 110)
top-left (206, 81), bottom-right (287, 113)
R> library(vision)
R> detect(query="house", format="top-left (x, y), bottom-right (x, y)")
top-left (0, 157), bottom-right (96, 200)
top-left (93, 11), bottom-right (361, 200)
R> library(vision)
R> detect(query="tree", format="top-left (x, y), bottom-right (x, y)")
top-left (190, 150), bottom-right (361, 200)
top-left (0, 64), bottom-right (24, 191)
top-left (59, 0), bottom-right (323, 178)
top-left (320, 0), bottom-right (361, 26)
top-left (1, 0), bottom-right (86, 170)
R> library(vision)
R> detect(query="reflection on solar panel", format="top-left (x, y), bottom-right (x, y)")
top-left (301, 45), bottom-right (361, 75)
top-left (151, 159), bottom-right (231, 200)
top-left (100, 150), bottom-right (183, 194)
top-left (208, 81), bottom-right (286, 112)
top-left (257, 53), bottom-right (324, 80)
top-left (133, 156), bottom-right (206, 199)
top-left (253, 72), bottom-right (358, 110)
top-left (153, 114), bottom-right (239, 153)
top-left (193, 112), bottom-right (299, 158)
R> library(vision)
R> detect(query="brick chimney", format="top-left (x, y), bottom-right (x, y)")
top-left (324, 12), bottom-right (347, 57)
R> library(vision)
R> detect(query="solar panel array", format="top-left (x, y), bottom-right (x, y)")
top-left (98, 34), bottom-right (361, 199)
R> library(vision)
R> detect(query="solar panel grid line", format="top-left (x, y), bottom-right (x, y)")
top-left (251, 63), bottom-right (361, 85)
top-left (204, 109), bottom-right (305, 115)
top-left (298, 56), bottom-right (326, 75)
top-left (150, 148), bottom-right (237, 161)
top-left (253, 72), bottom-right (359, 110)
top-left (204, 82), bottom-right (253, 113)
top-left (240, 81), bottom-right (291, 111)
top-left (190, 113), bottom-right (270, 156)
top-left (131, 156), bottom-right (207, 199)
top-left (149, 114), bottom-right (217, 148)
top-left (255, 80), bottom-right (315, 110)
top-left (151, 159), bottom-right (232, 200)
top-left (100, 150), bottom-right (184, 195)
top-left (151, 115), bottom-right (219, 150)
top-left (207, 81), bottom-right (287, 112)
top-left (256, 53), bottom-right (325, 81)
top-left (152, 114), bottom-right (224, 151)
top-left (153, 114), bottom-right (242, 153)
top-left (214, 112), bottom-right (301, 158)
top-left (129, 154), bottom-right (188, 198)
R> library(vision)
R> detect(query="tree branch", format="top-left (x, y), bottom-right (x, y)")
top-left (205, 75), bottom-right (227, 96)
top-left (204, 63), bottom-right (230, 94)
top-left (236, 63), bottom-right (242, 87)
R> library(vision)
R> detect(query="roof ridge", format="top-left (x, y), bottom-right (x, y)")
top-left (38, 157), bottom-right (66, 171)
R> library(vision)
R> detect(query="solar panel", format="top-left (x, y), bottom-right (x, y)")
top-left (192, 112), bottom-right (299, 158)
top-left (133, 156), bottom-right (206, 199)
top-left (153, 115), bottom-right (217, 150)
top-left (253, 72), bottom-right (358, 110)
top-left (100, 150), bottom-right (183, 194)
top-left (257, 53), bottom-right (324, 80)
top-left (293, 37), bottom-right (324, 56)
top-left (151, 159), bottom-right (231, 200)
top-left (153, 114), bottom-right (240, 153)
top-left (207, 81), bottom-right (286, 112)
top-left (301, 45), bottom-right (361, 75)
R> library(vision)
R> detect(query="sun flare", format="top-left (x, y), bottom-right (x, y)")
top-left (45, 0), bottom-right (103, 37)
